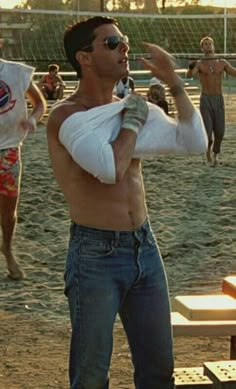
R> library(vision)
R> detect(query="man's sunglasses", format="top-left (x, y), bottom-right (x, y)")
top-left (81, 35), bottom-right (129, 51)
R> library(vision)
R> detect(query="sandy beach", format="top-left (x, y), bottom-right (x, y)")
top-left (0, 93), bottom-right (235, 388)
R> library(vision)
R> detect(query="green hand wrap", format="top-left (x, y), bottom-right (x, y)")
top-left (122, 95), bottom-right (149, 134)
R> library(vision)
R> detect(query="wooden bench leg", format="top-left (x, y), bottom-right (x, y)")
top-left (230, 335), bottom-right (236, 359)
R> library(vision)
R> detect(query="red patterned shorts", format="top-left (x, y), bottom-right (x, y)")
top-left (0, 148), bottom-right (20, 197)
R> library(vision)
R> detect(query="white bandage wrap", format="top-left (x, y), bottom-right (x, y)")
top-left (122, 94), bottom-right (149, 134)
top-left (59, 97), bottom-right (207, 184)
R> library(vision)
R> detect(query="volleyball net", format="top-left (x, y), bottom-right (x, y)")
top-left (1, 9), bottom-right (236, 71)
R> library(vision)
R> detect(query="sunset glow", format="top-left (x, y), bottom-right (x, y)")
top-left (1, 0), bottom-right (236, 10)
top-left (0, 0), bottom-right (23, 8)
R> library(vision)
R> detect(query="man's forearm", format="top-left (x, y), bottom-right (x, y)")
top-left (169, 80), bottom-right (195, 121)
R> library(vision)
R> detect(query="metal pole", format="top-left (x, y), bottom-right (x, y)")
top-left (230, 336), bottom-right (236, 359)
top-left (224, 0), bottom-right (227, 56)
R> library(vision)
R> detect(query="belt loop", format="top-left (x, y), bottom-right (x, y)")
top-left (133, 229), bottom-right (140, 242)
top-left (113, 231), bottom-right (120, 247)
top-left (70, 221), bottom-right (77, 238)
top-left (145, 220), bottom-right (151, 241)
top-left (137, 219), bottom-right (148, 242)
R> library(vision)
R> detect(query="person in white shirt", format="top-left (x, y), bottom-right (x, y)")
top-left (114, 75), bottom-right (135, 98)
top-left (0, 59), bottom-right (46, 279)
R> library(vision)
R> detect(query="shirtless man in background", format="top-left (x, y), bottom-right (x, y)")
top-left (47, 16), bottom-right (207, 389)
top-left (187, 36), bottom-right (236, 166)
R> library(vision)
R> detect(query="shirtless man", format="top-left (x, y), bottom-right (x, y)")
top-left (0, 59), bottom-right (46, 279)
top-left (47, 16), bottom-right (207, 389)
top-left (187, 36), bottom-right (236, 166)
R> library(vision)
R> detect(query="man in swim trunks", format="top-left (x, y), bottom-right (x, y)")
top-left (0, 58), bottom-right (46, 280)
top-left (187, 36), bottom-right (236, 166)
top-left (47, 16), bottom-right (206, 389)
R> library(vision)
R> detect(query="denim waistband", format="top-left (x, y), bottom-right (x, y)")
top-left (70, 218), bottom-right (152, 242)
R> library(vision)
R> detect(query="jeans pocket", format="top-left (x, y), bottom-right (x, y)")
top-left (80, 239), bottom-right (114, 260)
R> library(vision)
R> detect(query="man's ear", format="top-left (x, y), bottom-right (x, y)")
top-left (75, 51), bottom-right (91, 66)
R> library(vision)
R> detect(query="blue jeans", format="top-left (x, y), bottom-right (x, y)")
top-left (64, 219), bottom-right (175, 389)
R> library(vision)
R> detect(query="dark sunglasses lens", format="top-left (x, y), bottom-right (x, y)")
top-left (107, 36), bottom-right (120, 50)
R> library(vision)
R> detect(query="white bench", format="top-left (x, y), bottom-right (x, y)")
top-left (222, 276), bottom-right (236, 299)
top-left (171, 312), bottom-right (236, 359)
top-left (172, 281), bottom-right (236, 361)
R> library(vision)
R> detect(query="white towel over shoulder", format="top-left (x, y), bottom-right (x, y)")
top-left (59, 97), bottom-right (207, 184)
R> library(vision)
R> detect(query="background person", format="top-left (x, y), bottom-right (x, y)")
top-left (114, 75), bottom-right (135, 98)
top-left (187, 36), bottom-right (236, 166)
top-left (147, 76), bottom-right (169, 114)
top-left (0, 58), bottom-right (46, 280)
top-left (38, 63), bottom-right (65, 100)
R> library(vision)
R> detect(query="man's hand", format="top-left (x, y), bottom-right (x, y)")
top-left (122, 94), bottom-right (149, 134)
top-left (140, 42), bottom-right (180, 88)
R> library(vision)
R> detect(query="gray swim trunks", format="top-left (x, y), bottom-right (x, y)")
top-left (200, 94), bottom-right (225, 153)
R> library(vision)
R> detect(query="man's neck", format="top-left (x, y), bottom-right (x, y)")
top-left (73, 90), bottom-right (113, 108)
top-left (204, 52), bottom-right (214, 58)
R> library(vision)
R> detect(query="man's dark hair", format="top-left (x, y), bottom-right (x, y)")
top-left (64, 16), bottom-right (118, 79)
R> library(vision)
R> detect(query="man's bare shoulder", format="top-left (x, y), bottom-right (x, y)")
top-left (47, 97), bottom-right (84, 132)
top-left (213, 58), bottom-right (227, 67)
top-left (47, 94), bottom-right (120, 133)
top-left (220, 59), bottom-right (231, 68)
